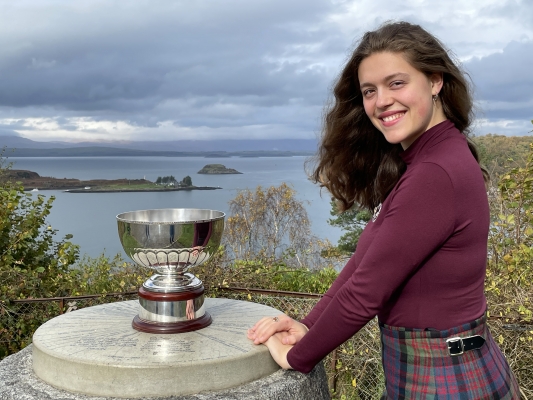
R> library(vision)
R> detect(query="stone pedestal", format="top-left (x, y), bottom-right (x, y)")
top-left (0, 299), bottom-right (330, 399)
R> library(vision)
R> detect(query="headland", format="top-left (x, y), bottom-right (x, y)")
top-left (4, 170), bottom-right (221, 192)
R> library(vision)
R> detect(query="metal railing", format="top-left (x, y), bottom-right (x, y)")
top-left (1, 288), bottom-right (532, 399)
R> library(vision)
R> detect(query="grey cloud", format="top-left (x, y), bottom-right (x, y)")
top-left (465, 40), bottom-right (533, 120)
top-left (0, 120), bottom-right (31, 131)
top-left (478, 101), bottom-right (533, 121)
top-left (0, 0), bottom-right (336, 124)
top-left (477, 0), bottom-right (533, 26)
top-left (0, 0), bottom-right (530, 140)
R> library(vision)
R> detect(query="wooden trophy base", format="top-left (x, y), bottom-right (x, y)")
top-left (132, 312), bottom-right (212, 334)
top-left (132, 285), bottom-right (212, 334)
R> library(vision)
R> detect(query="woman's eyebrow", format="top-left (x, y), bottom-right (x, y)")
top-left (360, 73), bottom-right (409, 89)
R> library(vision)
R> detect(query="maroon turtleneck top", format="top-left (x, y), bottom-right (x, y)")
top-left (287, 120), bottom-right (489, 373)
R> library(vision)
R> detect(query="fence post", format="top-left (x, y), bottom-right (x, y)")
top-left (59, 299), bottom-right (64, 315)
top-left (329, 348), bottom-right (338, 394)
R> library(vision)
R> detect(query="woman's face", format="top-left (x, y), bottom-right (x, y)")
top-left (358, 51), bottom-right (445, 150)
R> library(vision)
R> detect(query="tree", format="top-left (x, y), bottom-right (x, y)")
top-left (473, 132), bottom-right (533, 177)
top-left (0, 151), bottom-right (81, 356)
top-left (192, 183), bottom-right (342, 294)
top-left (328, 200), bottom-right (372, 254)
top-left (485, 122), bottom-right (533, 323)
top-left (182, 175), bottom-right (192, 186)
top-left (0, 157), bottom-right (80, 300)
top-left (156, 175), bottom-right (179, 186)
top-left (485, 121), bottom-right (533, 324)
top-left (223, 183), bottom-right (319, 266)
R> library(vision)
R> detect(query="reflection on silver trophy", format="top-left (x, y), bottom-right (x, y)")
top-left (117, 208), bottom-right (225, 333)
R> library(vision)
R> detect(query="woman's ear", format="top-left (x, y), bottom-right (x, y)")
top-left (430, 72), bottom-right (444, 95)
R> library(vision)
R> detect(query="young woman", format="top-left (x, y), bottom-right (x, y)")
top-left (247, 21), bottom-right (520, 399)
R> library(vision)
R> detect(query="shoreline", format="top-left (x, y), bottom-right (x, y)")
top-left (64, 186), bottom-right (220, 193)
top-left (10, 170), bottom-right (223, 192)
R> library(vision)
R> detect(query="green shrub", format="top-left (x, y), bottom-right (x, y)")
top-left (486, 142), bottom-right (533, 322)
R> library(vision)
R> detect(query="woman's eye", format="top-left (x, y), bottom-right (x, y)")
top-left (363, 89), bottom-right (375, 97)
top-left (391, 81), bottom-right (404, 88)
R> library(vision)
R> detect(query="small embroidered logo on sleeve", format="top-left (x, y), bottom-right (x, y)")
top-left (372, 203), bottom-right (382, 222)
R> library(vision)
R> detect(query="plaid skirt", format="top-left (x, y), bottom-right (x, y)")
top-left (380, 314), bottom-right (520, 399)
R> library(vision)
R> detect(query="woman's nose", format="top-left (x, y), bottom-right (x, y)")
top-left (376, 90), bottom-right (393, 109)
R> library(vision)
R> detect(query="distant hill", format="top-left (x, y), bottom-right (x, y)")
top-left (473, 134), bottom-right (533, 177)
top-left (2, 146), bottom-right (313, 158)
top-left (8, 134), bottom-right (530, 169)
top-left (0, 135), bottom-right (71, 149)
top-left (0, 135), bottom-right (318, 155)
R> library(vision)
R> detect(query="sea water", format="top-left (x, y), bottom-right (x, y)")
top-left (10, 156), bottom-right (342, 259)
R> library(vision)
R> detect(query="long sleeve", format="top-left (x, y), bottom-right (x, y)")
top-left (288, 162), bottom-right (456, 372)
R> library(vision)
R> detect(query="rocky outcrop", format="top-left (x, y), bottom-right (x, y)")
top-left (197, 164), bottom-right (242, 174)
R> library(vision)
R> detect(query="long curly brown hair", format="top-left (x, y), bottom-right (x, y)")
top-left (311, 21), bottom-right (487, 212)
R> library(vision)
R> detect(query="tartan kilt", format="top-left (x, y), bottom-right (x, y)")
top-left (380, 314), bottom-right (520, 399)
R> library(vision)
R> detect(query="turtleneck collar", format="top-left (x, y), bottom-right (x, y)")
top-left (400, 120), bottom-right (456, 166)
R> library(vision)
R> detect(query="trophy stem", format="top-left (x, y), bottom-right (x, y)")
top-left (133, 278), bottom-right (212, 334)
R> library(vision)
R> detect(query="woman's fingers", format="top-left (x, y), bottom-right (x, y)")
top-left (247, 314), bottom-right (290, 344)
top-left (280, 331), bottom-right (305, 345)
top-left (256, 315), bottom-right (291, 344)
top-left (247, 314), bottom-right (309, 345)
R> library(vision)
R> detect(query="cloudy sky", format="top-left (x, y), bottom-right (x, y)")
top-left (0, 0), bottom-right (531, 143)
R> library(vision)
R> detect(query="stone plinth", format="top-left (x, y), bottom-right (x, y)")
top-left (0, 346), bottom-right (330, 400)
top-left (0, 298), bottom-right (330, 399)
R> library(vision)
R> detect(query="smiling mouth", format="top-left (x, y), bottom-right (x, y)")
top-left (381, 112), bottom-right (405, 123)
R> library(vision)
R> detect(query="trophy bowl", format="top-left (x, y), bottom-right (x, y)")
top-left (117, 208), bottom-right (225, 333)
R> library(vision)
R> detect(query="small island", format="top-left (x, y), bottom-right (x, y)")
top-left (197, 164), bottom-right (242, 174)
top-left (5, 170), bottom-right (221, 193)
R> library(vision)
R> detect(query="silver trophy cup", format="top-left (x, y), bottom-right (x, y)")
top-left (117, 208), bottom-right (225, 333)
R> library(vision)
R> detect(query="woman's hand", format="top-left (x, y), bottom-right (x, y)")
top-left (247, 314), bottom-right (308, 345)
top-left (264, 333), bottom-right (293, 370)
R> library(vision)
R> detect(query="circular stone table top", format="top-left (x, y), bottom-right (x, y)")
top-left (32, 298), bottom-right (282, 398)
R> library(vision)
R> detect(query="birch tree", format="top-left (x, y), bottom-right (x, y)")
top-left (223, 183), bottom-right (314, 266)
